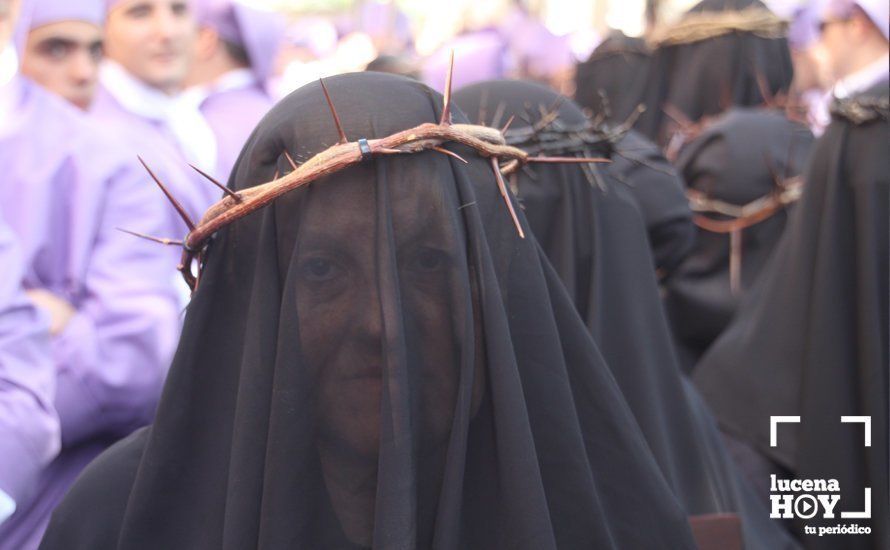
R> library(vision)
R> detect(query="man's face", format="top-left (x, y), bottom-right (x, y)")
top-left (815, 18), bottom-right (857, 86)
top-left (22, 21), bottom-right (102, 110)
top-left (0, 0), bottom-right (21, 46)
top-left (104, 0), bottom-right (195, 94)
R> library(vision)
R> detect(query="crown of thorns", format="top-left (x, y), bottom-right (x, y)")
top-left (490, 93), bottom-right (647, 191)
top-left (123, 54), bottom-right (610, 292)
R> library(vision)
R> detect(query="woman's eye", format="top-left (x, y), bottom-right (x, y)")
top-left (300, 257), bottom-right (340, 282)
top-left (408, 247), bottom-right (450, 272)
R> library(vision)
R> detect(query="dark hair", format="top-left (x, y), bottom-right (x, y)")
top-left (222, 39), bottom-right (250, 68)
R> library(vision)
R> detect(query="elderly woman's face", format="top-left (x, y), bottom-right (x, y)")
top-left (293, 164), bottom-right (468, 460)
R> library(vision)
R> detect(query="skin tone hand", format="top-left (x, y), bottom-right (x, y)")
top-left (26, 289), bottom-right (76, 336)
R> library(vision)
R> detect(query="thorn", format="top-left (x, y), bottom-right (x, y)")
top-left (500, 114), bottom-right (516, 133)
top-left (750, 59), bottom-right (776, 108)
top-left (431, 146), bottom-right (468, 163)
top-left (490, 158), bottom-right (525, 239)
top-left (440, 50), bottom-right (454, 125)
top-left (117, 227), bottom-right (183, 246)
top-left (783, 130), bottom-right (799, 182)
top-left (526, 156), bottom-right (611, 164)
top-left (273, 169), bottom-right (280, 180)
top-left (598, 89), bottom-right (612, 119)
top-left (662, 103), bottom-right (693, 128)
top-left (719, 80), bottom-right (732, 111)
top-left (509, 172), bottom-right (519, 196)
top-left (729, 229), bottom-right (742, 295)
top-left (520, 164), bottom-right (538, 181)
top-left (477, 87), bottom-right (490, 125)
top-left (490, 101), bottom-right (507, 130)
top-left (137, 156), bottom-right (195, 231)
top-left (614, 103), bottom-right (646, 134)
top-left (189, 164), bottom-right (240, 202)
top-left (525, 96), bottom-right (565, 136)
top-left (283, 150), bottom-right (299, 170)
top-left (319, 78), bottom-right (348, 144)
top-left (763, 152), bottom-right (782, 187)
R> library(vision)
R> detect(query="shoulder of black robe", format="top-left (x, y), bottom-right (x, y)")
top-left (40, 72), bottom-right (696, 550)
top-left (664, 107), bottom-right (814, 369)
top-left (453, 79), bottom-right (799, 550)
top-left (610, 129), bottom-right (695, 276)
top-left (636, 0), bottom-right (794, 145)
top-left (470, 79), bottom-right (695, 275)
top-left (39, 429), bottom-right (148, 549)
top-left (574, 31), bottom-right (651, 123)
top-left (693, 81), bottom-right (889, 547)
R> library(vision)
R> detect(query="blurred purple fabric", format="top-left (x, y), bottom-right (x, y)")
top-left (29, 0), bottom-right (105, 29)
top-left (0, 76), bottom-right (180, 549)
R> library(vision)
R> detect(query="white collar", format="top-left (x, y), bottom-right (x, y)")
top-left (833, 53), bottom-right (890, 99)
top-left (183, 68), bottom-right (258, 108)
top-left (100, 59), bottom-right (179, 121)
top-left (208, 68), bottom-right (257, 95)
top-left (0, 44), bottom-right (16, 89)
top-left (0, 45), bottom-right (18, 116)
top-left (99, 60), bottom-right (218, 173)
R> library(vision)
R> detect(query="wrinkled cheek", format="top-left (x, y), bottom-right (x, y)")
top-left (414, 304), bottom-right (460, 448)
top-left (319, 373), bottom-right (382, 458)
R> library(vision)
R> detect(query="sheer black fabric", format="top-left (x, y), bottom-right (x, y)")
top-left (693, 83), bottom-right (889, 548)
top-left (39, 72), bottom-right (697, 549)
top-left (636, 0), bottom-right (794, 146)
top-left (574, 33), bottom-right (698, 276)
top-left (608, 129), bottom-right (695, 277)
top-left (453, 80), bottom-right (798, 550)
top-left (574, 32), bottom-right (651, 124)
top-left (664, 108), bottom-right (814, 369)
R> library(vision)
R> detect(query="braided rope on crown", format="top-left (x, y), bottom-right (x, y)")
top-left (121, 53), bottom-right (610, 292)
top-left (647, 7), bottom-right (788, 48)
top-left (830, 95), bottom-right (890, 125)
top-left (686, 126), bottom-right (805, 295)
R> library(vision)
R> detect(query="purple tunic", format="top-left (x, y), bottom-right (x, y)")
top-left (0, 77), bottom-right (180, 549)
top-left (0, 213), bottom-right (59, 532)
top-left (200, 74), bottom-right (274, 182)
top-left (89, 83), bottom-right (221, 258)
top-left (423, 29), bottom-right (512, 94)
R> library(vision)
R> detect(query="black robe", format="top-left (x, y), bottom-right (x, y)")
top-left (664, 107), bottom-right (814, 369)
top-left (636, 0), bottom-right (794, 146)
top-left (454, 79), bottom-right (799, 550)
top-left (574, 31), bottom-right (651, 124)
top-left (610, 128), bottom-right (696, 277)
top-left (693, 82), bottom-right (889, 549)
top-left (39, 72), bottom-right (697, 549)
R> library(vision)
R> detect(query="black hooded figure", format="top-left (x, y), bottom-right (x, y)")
top-left (574, 31), bottom-right (651, 125)
top-left (453, 80), bottom-right (799, 550)
top-left (574, 33), bottom-right (695, 276)
top-left (636, 0), bottom-right (794, 147)
top-left (693, 83), bottom-right (889, 549)
top-left (663, 107), bottom-right (814, 370)
top-left (607, 127), bottom-right (695, 278)
top-left (38, 73), bottom-right (698, 549)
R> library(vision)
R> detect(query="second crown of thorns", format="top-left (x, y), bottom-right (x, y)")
top-left (124, 53), bottom-right (610, 291)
